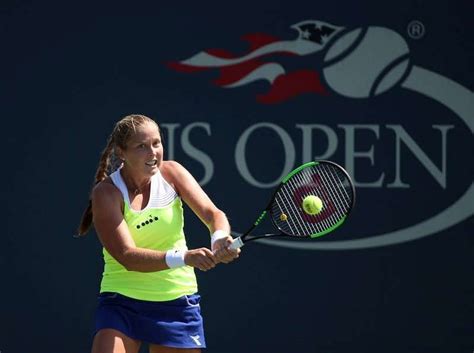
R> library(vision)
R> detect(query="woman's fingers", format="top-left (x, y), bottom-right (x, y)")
top-left (214, 246), bottom-right (240, 264)
top-left (184, 248), bottom-right (217, 271)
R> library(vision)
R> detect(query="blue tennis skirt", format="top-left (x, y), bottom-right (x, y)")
top-left (94, 292), bottom-right (206, 348)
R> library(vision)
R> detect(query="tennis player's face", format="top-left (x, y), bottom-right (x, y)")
top-left (122, 122), bottom-right (163, 176)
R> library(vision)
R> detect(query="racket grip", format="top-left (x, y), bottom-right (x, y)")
top-left (229, 236), bottom-right (244, 250)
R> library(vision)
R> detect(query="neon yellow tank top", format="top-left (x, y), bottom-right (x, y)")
top-left (99, 169), bottom-right (198, 301)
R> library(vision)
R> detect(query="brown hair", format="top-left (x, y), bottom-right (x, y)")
top-left (76, 114), bottom-right (158, 236)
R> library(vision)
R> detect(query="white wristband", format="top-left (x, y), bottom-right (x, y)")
top-left (211, 230), bottom-right (229, 249)
top-left (165, 249), bottom-right (186, 268)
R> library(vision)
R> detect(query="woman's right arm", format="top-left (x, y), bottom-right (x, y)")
top-left (91, 182), bottom-right (217, 272)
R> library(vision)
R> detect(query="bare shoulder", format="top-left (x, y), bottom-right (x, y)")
top-left (160, 160), bottom-right (188, 182)
top-left (91, 178), bottom-right (122, 205)
top-left (160, 160), bottom-right (199, 194)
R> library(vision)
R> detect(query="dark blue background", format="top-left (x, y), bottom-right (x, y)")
top-left (1, 1), bottom-right (473, 352)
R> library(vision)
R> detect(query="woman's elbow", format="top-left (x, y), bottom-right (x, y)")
top-left (115, 248), bottom-right (166, 273)
top-left (211, 208), bottom-right (227, 222)
top-left (112, 248), bottom-right (139, 271)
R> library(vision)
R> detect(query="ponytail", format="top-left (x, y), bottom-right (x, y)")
top-left (76, 136), bottom-right (115, 236)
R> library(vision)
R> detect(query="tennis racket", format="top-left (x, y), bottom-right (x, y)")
top-left (229, 160), bottom-right (355, 249)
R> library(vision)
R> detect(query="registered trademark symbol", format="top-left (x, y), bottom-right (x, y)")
top-left (407, 20), bottom-right (425, 39)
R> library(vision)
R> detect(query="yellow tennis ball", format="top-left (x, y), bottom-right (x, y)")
top-left (302, 195), bottom-right (323, 215)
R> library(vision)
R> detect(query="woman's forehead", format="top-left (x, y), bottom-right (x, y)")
top-left (129, 122), bottom-right (160, 140)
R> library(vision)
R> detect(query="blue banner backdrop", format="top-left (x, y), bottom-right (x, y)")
top-left (1, 1), bottom-right (473, 353)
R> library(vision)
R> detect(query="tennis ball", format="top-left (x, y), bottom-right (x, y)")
top-left (302, 195), bottom-right (323, 215)
top-left (323, 27), bottom-right (410, 98)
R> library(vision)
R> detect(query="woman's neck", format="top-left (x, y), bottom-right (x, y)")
top-left (120, 168), bottom-right (151, 195)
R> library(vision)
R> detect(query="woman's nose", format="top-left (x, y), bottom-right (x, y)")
top-left (149, 145), bottom-right (160, 156)
top-left (145, 145), bottom-right (155, 156)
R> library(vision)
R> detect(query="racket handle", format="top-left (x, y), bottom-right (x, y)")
top-left (229, 236), bottom-right (244, 250)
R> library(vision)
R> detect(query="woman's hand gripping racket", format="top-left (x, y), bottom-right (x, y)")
top-left (229, 160), bottom-right (356, 249)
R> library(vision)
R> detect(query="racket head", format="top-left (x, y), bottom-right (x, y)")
top-left (268, 160), bottom-right (355, 239)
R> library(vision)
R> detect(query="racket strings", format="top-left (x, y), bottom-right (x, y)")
top-left (274, 187), bottom-right (310, 236)
top-left (297, 168), bottom-right (345, 232)
top-left (291, 171), bottom-right (330, 233)
top-left (317, 164), bottom-right (351, 217)
top-left (274, 177), bottom-right (310, 236)
top-left (272, 186), bottom-right (299, 234)
top-left (275, 175), bottom-right (315, 236)
top-left (283, 169), bottom-right (324, 235)
top-left (274, 173), bottom-right (322, 236)
top-left (321, 163), bottom-right (352, 208)
top-left (271, 163), bottom-right (354, 237)
top-left (296, 169), bottom-right (339, 231)
top-left (318, 164), bottom-right (353, 220)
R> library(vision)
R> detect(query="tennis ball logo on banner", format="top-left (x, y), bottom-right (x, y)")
top-left (323, 27), bottom-right (410, 98)
top-left (168, 20), bottom-right (473, 250)
top-left (168, 22), bottom-right (412, 103)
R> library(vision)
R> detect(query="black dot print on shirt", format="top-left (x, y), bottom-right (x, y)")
top-left (136, 215), bottom-right (159, 230)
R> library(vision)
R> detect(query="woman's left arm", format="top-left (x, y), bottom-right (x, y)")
top-left (161, 160), bottom-right (240, 263)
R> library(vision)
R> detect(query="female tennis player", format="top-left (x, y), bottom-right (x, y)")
top-left (77, 114), bottom-right (240, 353)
